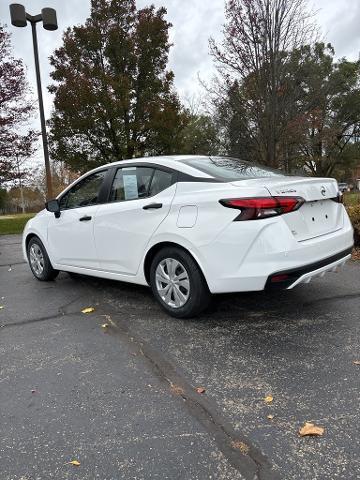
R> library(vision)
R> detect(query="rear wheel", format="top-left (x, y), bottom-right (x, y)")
top-left (149, 247), bottom-right (211, 318)
top-left (27, 237), bottom-right (59, 281)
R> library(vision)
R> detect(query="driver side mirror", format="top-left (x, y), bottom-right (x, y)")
top-left (45, 199), bottom-right (61, 218)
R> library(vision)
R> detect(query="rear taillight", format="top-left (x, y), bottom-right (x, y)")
top-left (219, 196), bottom-right (305, 220)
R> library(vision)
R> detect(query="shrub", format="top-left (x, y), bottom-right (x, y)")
top-left (346, 205), bottom-right (360, 246)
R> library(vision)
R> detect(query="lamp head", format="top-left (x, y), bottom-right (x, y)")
top-left (9, 4), bottom-right (27, 27)
top-left (42, 8), bottom-right (58, 31)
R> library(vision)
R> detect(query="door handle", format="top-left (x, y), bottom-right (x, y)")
top-left (79, 215), bottom-right (92, 221)
top-left (143, 203), bottom-right (163, 210)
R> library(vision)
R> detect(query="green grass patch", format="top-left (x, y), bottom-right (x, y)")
top-left (0, 213), bottom-right (35, 235)
top-left (343, 192), bottom-right (360, 206)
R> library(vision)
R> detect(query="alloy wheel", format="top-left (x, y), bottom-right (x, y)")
top-left (155, 258), bottom-right (190, 308)
top-left (29, 243), bottom-right (44, 276)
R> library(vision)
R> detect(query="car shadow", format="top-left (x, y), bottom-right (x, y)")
top-left (63, 270), bottom-right (353, 325)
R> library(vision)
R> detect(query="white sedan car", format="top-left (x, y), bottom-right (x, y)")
top-left (23, 156), bottom-right (354, 318)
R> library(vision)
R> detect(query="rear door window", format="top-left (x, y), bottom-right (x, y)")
top-left (149, 169), bottom-right (174, 196)
top-left (110, 167), bottom-right (154, 202)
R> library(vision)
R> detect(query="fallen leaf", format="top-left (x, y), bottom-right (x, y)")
top-left (351, 248), bottom-right (360, 261)
top-left (101, 323), bottom-right (109, 331)
top-left (353, 360), bottom-right (360, 365)
top-left (81, 307), bottom-right (95, 314)
top-left (299, 422), bottom-right (324, 437)
top-left (264, 395), bottom-right (273, 403)
top-left (196, 387), bottom-right (206, 394)
top-left (68, 460), bottom-right (81, 466)
top-left (231, 440), bottom-right (249, 454)
top-left (267, 414), bottom-right (274, 420)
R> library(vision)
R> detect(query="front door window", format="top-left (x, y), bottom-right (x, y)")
top-left (60, 170), bottom-right (107, 210)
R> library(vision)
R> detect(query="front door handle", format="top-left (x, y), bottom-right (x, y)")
top-left (79, 215), bottom-right (92, 222)
top-left (143, 203), bottom-right (163, 210)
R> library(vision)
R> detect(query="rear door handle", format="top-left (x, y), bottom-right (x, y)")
top-left (79, 215), bottom-right (92, 222)
top-left (143, 203), bottom-right (163, 210)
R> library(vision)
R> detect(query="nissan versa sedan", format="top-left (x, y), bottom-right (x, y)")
top-left (23, 156), bottom-right (354, 318)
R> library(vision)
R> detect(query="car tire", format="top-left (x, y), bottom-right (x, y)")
top-left (149, 246), bottom-right (211, 318)
top-left (27, 236), bottom-right (59, 281)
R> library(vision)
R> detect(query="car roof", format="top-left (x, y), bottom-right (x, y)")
top-left (89, 155), bottom-right (214, 178)
top-left (56, 155), bottom-right (216, 200)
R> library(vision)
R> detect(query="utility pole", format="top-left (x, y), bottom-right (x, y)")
top-left (16, 154), bottom-right (25, 214)
top-left (9, 4), bottom-right (58, 200)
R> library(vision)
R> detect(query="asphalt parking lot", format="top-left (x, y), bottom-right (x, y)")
top-left (1, 234), bottom-right (359, 480)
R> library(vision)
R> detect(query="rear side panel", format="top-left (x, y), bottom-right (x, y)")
top-left (145, 177), bottom-right (354, 294)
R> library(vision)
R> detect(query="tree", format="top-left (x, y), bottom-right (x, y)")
top-left (26, 163), bottom-right (77, 200)
top-left (209, 0), bottom-right (317, 168)
top-left (283, 43), bottom-right (360, 176)
top-left (0, 24), bottom-right (37, 183)
top-left (7, 186), bottom-right (44, 213)
top-left (179, 113), bottom-right (220, 155)
top-left (0, 188), bottom-right (8, 211)
top-left (176, 97), bottom-right (221, 155)
top-left (49, 0), bottom-right (186, 173)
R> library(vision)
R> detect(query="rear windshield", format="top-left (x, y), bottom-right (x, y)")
top-left (180, 157), bottom-right (285, 181)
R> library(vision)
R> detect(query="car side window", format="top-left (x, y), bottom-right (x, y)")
top-left (149, 169), bottom-right (174, 196)
top-left (110, 167), bottom-right (154, 202)
top-left (59, 170), bottom-right (107, 210)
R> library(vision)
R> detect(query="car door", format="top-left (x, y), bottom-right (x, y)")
top-left (94, 165), bottom-right (177, 275)
top-left (47, 169), bottom-right (108, 269)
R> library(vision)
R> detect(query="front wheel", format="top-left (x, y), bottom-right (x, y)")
top-left (149, 247), bottom-right (211, 318)
top-left (27, 237), bottom-right (59, 281)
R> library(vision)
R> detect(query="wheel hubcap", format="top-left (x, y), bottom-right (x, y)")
top-left (29, 244), bottom-right (44, 276)
top-left (155, 258), bottom-right (190, 309)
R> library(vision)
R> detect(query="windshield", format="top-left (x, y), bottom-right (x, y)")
top-left (179, 156), bottom-right (285, 181)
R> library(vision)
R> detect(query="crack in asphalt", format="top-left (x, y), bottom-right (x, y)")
top-left (0, 242), bottom-right (22, 246)
top-left (0, 286), bottom-right (279, 480)
top-left (102, 308), bottom-right (280, 480)
top-left (57, 294), bottom-right (89, 316)
top-left (0, 261), bottom-right (26, 267)
top-left (0, 293), bottom-right (88, 329)
top-left (2, 270), bottom-right (357, 479)
top-left (0, 310), bottom-right (80, 329)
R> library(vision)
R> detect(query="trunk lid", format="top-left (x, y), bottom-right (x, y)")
top-left (231, 176), bottom-right (338, 201)
top-left (231, 176), bottom-right (343, 241)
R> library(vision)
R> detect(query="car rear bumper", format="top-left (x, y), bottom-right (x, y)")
top-left (264, 247), bottom-right (352, 290)
top-left (198, 211), bottom-right (354, 293)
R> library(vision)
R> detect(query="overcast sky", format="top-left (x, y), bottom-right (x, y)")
top-left (1, 0), bottom-right (360, 165)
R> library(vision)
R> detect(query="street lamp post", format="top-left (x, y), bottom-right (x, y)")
top-left (9, 3), bottom-right (58, 200)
